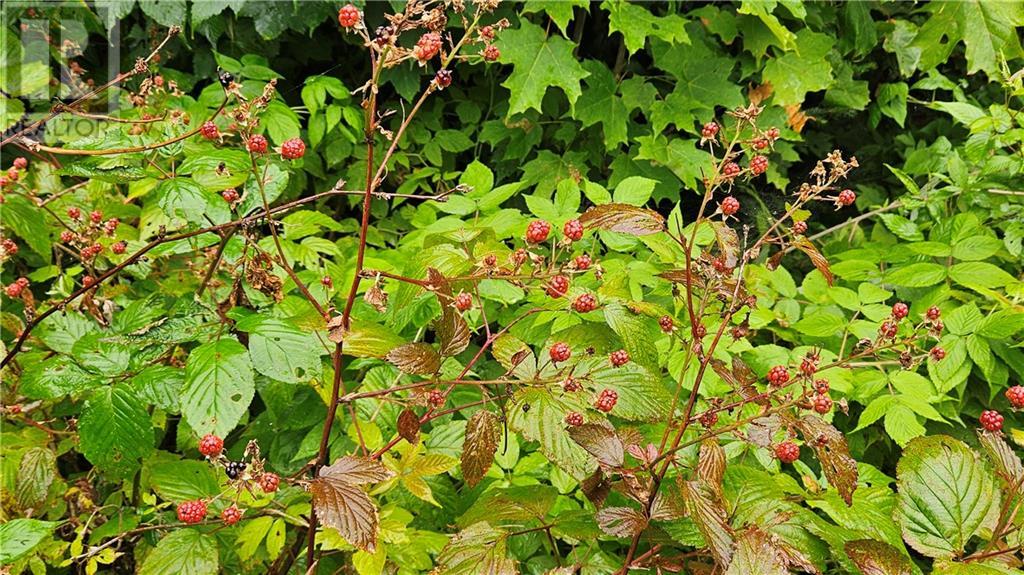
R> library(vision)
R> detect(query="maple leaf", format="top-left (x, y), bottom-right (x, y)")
top-left (497, 21), bottom-right (589, 116)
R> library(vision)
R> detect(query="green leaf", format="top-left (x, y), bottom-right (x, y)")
top-left (793, 310), bottom-right (847, 337)
top-left (16, 447), bottom-right (56, 509)
top-left (581, 357), bottom-right (673, 421)
top-left (603, 302), bottom-right (660, 370)
top-left (2, 195), bottom-right (51, 259)
top-left (949, 262), bottom-right (1016, 290)
top-left (878, 213), bottom-right (922, 241)
top-left (911, 1), bottom-right (1024, 76)
top-left (156, 178), bottom-right (230, 228)
top-left (139, 529), bottom-right (219, 575)
top-left (876, 83), bottom-right (909, 127)
top-left (498, 21), bottom-right (590, 116)
top-left (522, 0), bottom-right (588, 35)
top-left (649, 39), bottom-right (743, 132)
top-left (603, 0), bottom-right (689, 54)
top-left (761, 30), bottom-right (834, 105)
top-left (509, 387), bottom-right (593, 479)
top-left (612, 176), bottom-right (657, 206)
top-left (181, 337), bottom-right (255, 437)
top-left (635, 136), bottom-right (712, 191)
top-left (432, 522), bottom-right (517, 575)
top-left (737, 1), bottom-right (797, 51)
top-left (0, 519), bottom-right (57, 564)
top-left (885, 263), bottom-right (947, 287)
top-left (79, 384), bottom-right (155, 478)
top-left (952, 236), bottom-right (1003, 261)
top-left (177, 149), bottom-right (251, 190)
top-left (884, 404), bottom-right (926, 447)
top-left (234, 315), bottom-right (323, 383)
top-left (58, 162), bottom-right (148, 183)
top-left (149, 461), bottom-right (220, 502)
top-left (896, 435), bottom-right (998, 558)
top-left (573, 60), bottom-right (629, 149)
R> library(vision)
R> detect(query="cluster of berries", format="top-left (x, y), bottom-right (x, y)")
top-left (180, 434), bottom-right (281, 525)
top-left (60, 207), bottom-right (123, 262)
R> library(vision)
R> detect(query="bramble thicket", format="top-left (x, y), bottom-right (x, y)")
top-left (1, 1), bottom-right (1024, 574)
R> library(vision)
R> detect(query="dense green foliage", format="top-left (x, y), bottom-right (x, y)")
top-left (1, 1), bottom-right (1024, 574)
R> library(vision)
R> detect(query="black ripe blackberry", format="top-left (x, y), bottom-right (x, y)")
top-left (225, 461), bottom-right (246, 479)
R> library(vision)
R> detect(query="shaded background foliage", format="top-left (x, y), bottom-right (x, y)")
top-left (1, 1), bottom-right (1023, 574)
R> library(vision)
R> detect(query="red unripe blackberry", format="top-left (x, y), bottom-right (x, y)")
top-left (258, 472), bottom-right (280, 493)
top-left (1007, 386), bottom-right (1024, 409)
top-left (511, 248), bottom-right (527, 266)
top-left (435, 69), bottom-right (452, 89)
top-left (574, 254), bottom-right (592, 270)
top-left (563, 219), bottom-right (583, 241)
top-left (813, 394), bottom-right (832, 414)
top-left (428, 389), bottom-right (445, 407)
top-left (13, 157), bottom-right (27, 170)
top-left (659, 315), bottom-right (674, 333)
top-left (5, 283), bottom-right (23, 297)
top-left (82, 275), bottom-right (95, 287)
top-left (813, 379), bottom-right (830, 395)
top-left (483, 253), bottom-right (496, 267)
top-left (200, 121), bottom-right (219, 140)
top-left (222, 188), bottom-right (239, 202)
top-left (280, 138), bottom-right (305, 160)
top-left (549, 342), bottom-right (571, 363)
top-left (198, 434), bottom-right (224, 457)
top-left (104, 218), bottom-right (119, 235)
top-left (2, 239), bottom-right (18, 256)
top-left (90, 210), bottom-right (103, 223)
top-left (720, 196), bottom-right (740, 216)
top-left (8, 404), bottom-right (22, 414)
top-left (453, 292), bottom-right (472, 311)
top-left (701, 122), bottom-right (719, 140)
top-left (546, 275), bottom-right (569, 298)
top-left (479, 25), bottom-right (495, 40)
top-left (247, 134), bottom-right (268, 154)
top-left (483, 44), bottom-right (500, 62)
top-left (16, 277), bottom-right (28, 287)
top-left (67, 206), bottom-right (81, 220)
top-left (930, 346), bottom-right (946, 361)
top-left (337, 4), bottom-right (360, 28)
top-left (112, 241), bottom-right (127, 255)
top-left (0, 176), bottom-right (8, 188)
top-left (177, 499), bottom-right (208, 524)
top-left (7, 168), bottom-right (18, 181)
top-left (221, 505), bottom-right (243, 525)
top-left (749, 155), bottom-right (768, 176)
top-left (800, 357), bottom-right (817, 376)
top-left (879, 321), bottom-right (898, 339)
top-left (838, 189), bottom-right (856, 206)
top-left (926, 306), bottom-right (941, 321)
top-left (766, 127), bottom-right (780, 140)
top-left (610, 349), bottom-right (630, 367)
top-left (60, 230), bottom-right (75, 243)
top-left (699, 410), bottom-right (718, 428)
top-left (722, 162), bottom-right (741, 178)
top-left (752, 138), bottom-right (769, 150)
top-left (712, 257), bottom-right (729, 273)
top-left (526, 220), bottom-right (551, 243)
top-left (892, 302), bottom-right (909, 320)
top-left (774, 441), bottom-right (799, 463)
top-left (565, 412), bottom-right (584, 426)
top-left (572, 293), bottom-right (597, 313)
top-left (980, 410), bottom-right (1004, 432)
top-left (595, 389), bottom-right (618, 413)
top-left (767, 366), bottom-right (789, 387)
top-left (562, 377), bottom-right (581, 392)
top-left (414, 32), bottom-right (442, 62)
top-left (321, 276), bottom-right (333, 288)
top-left (930, 321), bottom-right (944, 335)
top-left (792, 221), bottom-right (807, 235)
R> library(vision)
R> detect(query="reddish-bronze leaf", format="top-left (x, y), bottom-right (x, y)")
top-left (431, 522), bottom-right (517, 575)
top-left (725, 527), bottom-right (787, 575)
top-left (710, 358), bottom-right (764, 404)
top-left (595, 506), bottom-right (648, 538)
top-left (710, 221), bottom-right (741, 267)
top-left (795, 415), bottom-right (858, 505)
top-left (844, 539), bottom-right (912, 575)
top-left (397, 409), bottom-right (421, 443)
top-left (386, 342), bottom-right (442, 375)
top-left (697, 439), bottom-right (725, 493)
top-left (579, 203), bottom-right (665, 236)
top-left (461, 410), bottom-right (500, 488)
top-left (680, 479), bottom-right (734, 567)
top-left (568, 422), bottom-right (625, 468)
top-left (320, 455), bottom-right (394, 485)
top-left (792, 237), bottom-right (834, 286)
top-left (978, 429), bottom-right (1024, 491)
top-left (310, 457), bottom-right (393, 552)
top-left (581, 469), bottom-right (612, 507)
top-left (424, 268), bottom-right (471, 357)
